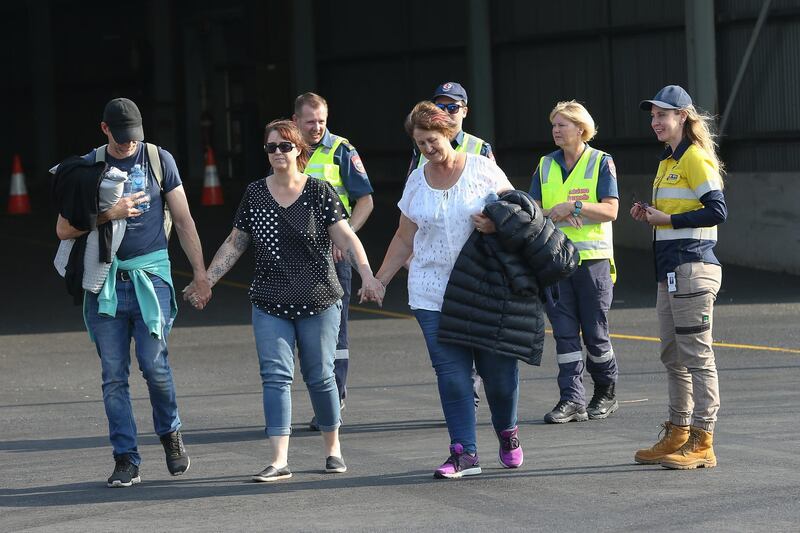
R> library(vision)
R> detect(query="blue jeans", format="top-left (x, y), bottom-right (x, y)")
top-left (414, 309), bottom-right (519, 454)
top-left (84, 275), bottom-right (179, 465)
top-left (252, 301), bottom-right (342, 436)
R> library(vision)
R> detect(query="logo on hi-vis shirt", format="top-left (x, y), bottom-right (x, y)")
top-left (607, 158), bottom-right (617, 179)
top-left (351, 155), bottom-right (366, 174)
top-left (567, 188), bottom-right (590, 202)
top-left (666, 173), bottom-right (680, 183)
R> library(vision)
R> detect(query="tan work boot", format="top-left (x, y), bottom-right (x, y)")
top-left (661, 426), bottom-right (717, 469)
top-left (634, 421), bottom-right (690, 464)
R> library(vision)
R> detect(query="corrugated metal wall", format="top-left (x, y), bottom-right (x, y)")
top-left (717, 0), bottom-right (800, 171)
top-left (314, 0), bottom-right (800, 182)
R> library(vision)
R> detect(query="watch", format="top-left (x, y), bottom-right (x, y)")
top-left (573, 200), bottom-right (583, 217)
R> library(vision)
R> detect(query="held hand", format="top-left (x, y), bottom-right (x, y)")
top-left (471, 213), bottom-right (497, 234)
top-left (183, 277), bottom-right (212, 310)
top-left (332, 245), bottom-right (344, 263)
top-left (358, 276), bottom-right (385, 306)
top-left (191, 275), bottom-right (212, 309)
top-left (644, 206), bottom-right (671, 227)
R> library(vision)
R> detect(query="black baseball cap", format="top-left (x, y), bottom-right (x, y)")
top-left (640, 85), bottom-right (693, 111)
top-left (432, 82), bottom-right (468, 104)
top-left (103, 98), bottom-right (144, 143)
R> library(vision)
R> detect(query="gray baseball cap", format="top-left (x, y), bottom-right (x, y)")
top-left (640, 85), bottom-right (692, 111)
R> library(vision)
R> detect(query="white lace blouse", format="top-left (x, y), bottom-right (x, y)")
top-left (398, 153), bottom-right (514, 311)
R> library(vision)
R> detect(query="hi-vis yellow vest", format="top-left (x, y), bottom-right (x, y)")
top-left (417, 132), bottom-right (485, 168)
top-left (539, 146), bottom-right (616, 283)
top-left (306, 134), bottom-right (352, 214)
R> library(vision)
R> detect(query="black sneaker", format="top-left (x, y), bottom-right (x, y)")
top-left (587, 383), bottom-right (619, 420)
top-left (160, 430), bottom-right (190, 476)
top-left (252, 465), bottom-right (292, 482)
top-left (107, 455), bottom-right (141, 488)
top-left (325, 456), bottom-right (347, 473)
top-left (544, 400), bottom-right (589, 424)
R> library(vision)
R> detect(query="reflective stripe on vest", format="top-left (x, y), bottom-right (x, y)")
top-left (417, 132), bottom-right (485, 168)
top-left (655, 227), bottom-right (718, 241)
top-left (539, 146), bottom-right (616, 282)
top-left (306, 134), bottom-right (352, 214)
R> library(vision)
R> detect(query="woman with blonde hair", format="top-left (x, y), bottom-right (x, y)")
top-left (632, 85), bottom-right (727, 469)
top-left (185, 119), bottom-right (383, 481)
top-left (529, 100), bottom-right (621, 424)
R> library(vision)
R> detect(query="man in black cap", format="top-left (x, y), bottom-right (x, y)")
top-left (55, 97), bottom-right (211, 487)
top-left (407, 81), bottom-right (496, 173)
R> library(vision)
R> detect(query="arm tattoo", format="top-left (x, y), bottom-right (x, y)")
top-left (208, 232), bottom-right (250, 286)
top-left (233, 230), bottom-right (250, 251)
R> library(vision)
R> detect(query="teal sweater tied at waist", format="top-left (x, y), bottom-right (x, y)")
top-left (84, 248), bottom-right (177, 341)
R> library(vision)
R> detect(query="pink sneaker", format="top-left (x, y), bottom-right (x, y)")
top-left (433, 443), bottom-right (482, 479)
top-left (498, 426), bottom-right (523, 468)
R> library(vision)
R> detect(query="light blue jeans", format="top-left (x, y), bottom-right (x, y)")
top-left (252, 301), bottom-right (342, 436)
top-left (414, 309), bottom-right (519, 454)
top-left (84, 275), bottom-right (180, 466)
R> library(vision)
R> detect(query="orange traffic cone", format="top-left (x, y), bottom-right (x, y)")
top-left (201, 146), bottom-right (224, 206)
top-left (8, 154), bottom-right (31, 214)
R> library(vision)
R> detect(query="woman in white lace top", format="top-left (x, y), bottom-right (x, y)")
top-left (367, 101), bottom-right (523, 479)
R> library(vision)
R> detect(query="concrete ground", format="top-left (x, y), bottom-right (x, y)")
top-left (1, 197), bottom-right (799, 532)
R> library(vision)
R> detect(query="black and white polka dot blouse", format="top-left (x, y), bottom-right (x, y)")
top-left (234, 176), bottom-right (346, 318)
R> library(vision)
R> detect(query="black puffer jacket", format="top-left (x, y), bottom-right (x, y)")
top-left (438, 190), bottom-right (578, 365)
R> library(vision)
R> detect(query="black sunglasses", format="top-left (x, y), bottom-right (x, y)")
top-left (264, 142), bottom-right (296, 154)
top-left (435, 103), bottom-right (465, 114)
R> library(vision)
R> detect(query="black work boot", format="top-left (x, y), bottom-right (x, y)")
top-left (544, 400), bottom-right (588, 424)
top-left (587, 383), bottom-right (619, 420)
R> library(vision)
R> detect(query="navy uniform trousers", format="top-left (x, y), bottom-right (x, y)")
top-left (545, 259), bottom-right (618, 405)
top-left (333, 259), bottom-right (351, 401)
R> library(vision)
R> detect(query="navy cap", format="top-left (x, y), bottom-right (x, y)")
top-left (103, 98), bottom-right (144, 143)
top-left (640, 85), bottom-right (693, 111)
top-left (432, 82), bottom-right (468, 104)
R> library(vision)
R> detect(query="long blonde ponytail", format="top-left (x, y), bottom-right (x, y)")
top-left (683, 106), bottom-right (726, 184)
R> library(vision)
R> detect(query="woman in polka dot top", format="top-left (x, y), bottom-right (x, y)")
top-left (185, 119), bottom-right (383, 482)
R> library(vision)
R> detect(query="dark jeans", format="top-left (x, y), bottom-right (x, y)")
top-left (414, 309), bottom-right (519, 454)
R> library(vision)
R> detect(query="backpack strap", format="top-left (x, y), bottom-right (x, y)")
top-left (144, 143), bottom-right (173, 239)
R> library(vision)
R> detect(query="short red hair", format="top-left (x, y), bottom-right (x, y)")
top-left (406, 101), bottom-right (459, 139)
top-left (264, 119), bottom-right (310, 172)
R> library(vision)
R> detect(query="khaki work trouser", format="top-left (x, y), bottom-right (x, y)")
top-left (656, 262), bottom-right (722, 432)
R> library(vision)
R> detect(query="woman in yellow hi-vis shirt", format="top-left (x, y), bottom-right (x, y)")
top-left (631, 85), bottom-right (727, 470)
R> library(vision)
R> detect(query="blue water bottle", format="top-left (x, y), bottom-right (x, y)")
top-left (129, 164), bottom-right (150, 211)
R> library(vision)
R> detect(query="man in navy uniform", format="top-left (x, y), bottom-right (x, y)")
top-left (293, 92), bottom-right (374, 430)
top-left (407, 81), bottom-right (495, 173)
